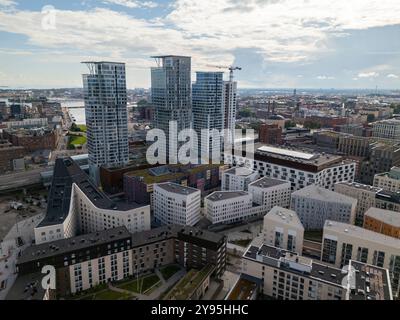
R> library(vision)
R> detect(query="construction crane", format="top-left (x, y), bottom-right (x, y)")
top-left (206, 65), bottom-right (242, 82)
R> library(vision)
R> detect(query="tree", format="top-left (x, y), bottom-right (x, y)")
top-left (285, 120), bottom-right (297, 129)
top-left (367, 114), bottom-right (375, 122)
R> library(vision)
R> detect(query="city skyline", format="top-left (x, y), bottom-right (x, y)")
top-left (0, 0), bottom-right (399, 89)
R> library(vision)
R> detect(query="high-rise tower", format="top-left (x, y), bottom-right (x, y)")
top-left (151, 56), bottom-right (192, 161)
top-left (82, 61), bottom-right (129, 185)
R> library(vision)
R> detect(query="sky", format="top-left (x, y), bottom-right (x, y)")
top-left (0, 0), bottom-right (400, 89)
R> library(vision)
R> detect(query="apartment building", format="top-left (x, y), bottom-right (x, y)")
top-left (248, 177), bottom-right (291, 210)
top-left (222, 167), bottom-right (259, 191)
top-left (82, 62), bottom-right (129, 185)
top-left (11, 225), bottom-right (227, 298)
top-left (364, 207), bottom-right (400, 239)
top-left (34, 157), bottom-right (150, 245)
top-left (334, 182), bottom-right (381, 226)
top-left (374, 166), bottom-right (400, 192)
top-left (375, 190), bottom-right (400, 212)
top-left (372, 118), bottom-right (400, 141)
top-left (262, 206), bottom-right (304, 254)
top-left (153, 183), bottom-right (201, 227)
top-left (322, 220), bottom-right (400, 297)
top-left (241, 243), bottom-right (392, 300)
top-left (291, 184), bottom-right (357, 230)
top-left (224, 144), bottom-right (356, 191)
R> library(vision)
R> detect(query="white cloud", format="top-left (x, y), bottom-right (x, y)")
top-left (357, 71), bottom-right (379, 78)
top-left (0, 0), bottom-right (16, 7)
top-left (102, 0), bottom-right (158, 8)
top-left (316, 75), bottom-right (335, 80)
top-left (387, 73), bottom-right (399, 79)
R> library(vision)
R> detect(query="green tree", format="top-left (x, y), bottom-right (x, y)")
top-left (367, 114), bottom-right (375, 122)
top-left (285, 120), bottom-right (296, 129)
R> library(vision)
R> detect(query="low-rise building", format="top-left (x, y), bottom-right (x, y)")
top-left (373, 166), bottom-right (400, 193)
top-left (34, 157), bottom-right (151, 245)
top-left (221, 167), bottom-right (259, 191)
top-left (241, 243), bottom-right (393, 300)
top-left (364, 207), bottom-right (400, 239)
top-left (262, 206), bottom-right (304, 254)
top-left (291, 184), bottom-right (357, 230)
top-left (153, 183), bottom-right (201, 227)
top-left (248, 177), bottom-right (291, 210)
top-left (322, 220), bottom-right (400, 297)
top-left (0, 139), bottom-right (25, 173)
top-left (10, 225), bottom-right (227, 298)
top-left (334, 182), bottom-right (381, 226)
top-left (372, 118), bottom-right (400, 141)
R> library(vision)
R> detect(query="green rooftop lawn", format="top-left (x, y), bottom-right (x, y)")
top-left (160, 265), bottom-right (181, 280)
top-left (93, 290), bottom-right (133, 300)
top-left (68, 134), bottom-right (87, 148)
top-left (116, 274), bottom-right (161, 294)
top-left (163, 265), bottom-right (214, 300)
top-left (304, 230), bottom-right (323, 242)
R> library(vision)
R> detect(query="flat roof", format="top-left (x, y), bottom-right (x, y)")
top-left (18, 227), bottom-right (131, 264)
top-left (224, 167), bottom-right (256, 177)
top-left (364, 207), bottom-right (400, 228)
top-left (155, 182), bottom-right (199, 195)
top-left (206, 191), bottom-right (250, 202)
top-left (264, 206), bottom-right (304, 229)
top-left (292, 184), bottom-right (357, 205)
top-left (249, 177), bottom-right (289, 189)
top-left (324, 220), bottom-right (400, 248)
top-left (81, 61), bottom-right (125, 65)
top-left (350, 261), bottom-right (392, 300)
top-left (335, 181), bottom-right (382, 193)
top-left (376, 190), bottom-right (400, 204)
top-left (257, 145), bottom-right (316, 160)
top-left (226, 277), bottom-right (258, 300)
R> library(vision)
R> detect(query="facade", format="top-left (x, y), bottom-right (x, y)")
top-left (34, 157), bottom-right (150, 245)
top-left (375, 190), bottom-right (400, 213)
top-left (13, 225), bottom-right (227, 298)
top-left (0, 139), bottom-right (25, 173)
top-left (224, 80), bottom-right (238, 144)
top-left (192, 72), bottom-right (224, 161)
top-left (248, 177), bottom-right (291, 210)
top-left (364, 207), bottom-right (400, 239)
top-left (82, 61), bottom-right (129, 185)
top-left (372, 118), bottom-right (400, 141)
top-left (225, 144), bottom-right (356, 191)
top-left (262, 206), bottom-right (304, 254)
top-left (322, 220), bottom-right (400, 297)
top-left (3, 127), bottom-right (59, 152)
top-left (374, 166), bottom-right (400, 192)
top-left (259, 123), bottom-right (283, 145)
top-left (221, 166), bottom-right (259, 191)
top-left (360, 141), bottom-right (400, 185)
top-left (291, 184), bottom-right (357, 230)
top-left (205, 191), bottom-right (253, 225)
top-left (153, 183), bottom-right (201, 226)
top-left (241, 243), bottom-right (392, 300)
top-left (124, 163), bottom-right (221, 204)
top-left (334, 182), bottom-right (381, 226)
top-left (151, 55), bottom-right (192, 160)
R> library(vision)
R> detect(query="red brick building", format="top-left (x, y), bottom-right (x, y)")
top-left (259, 123), bottom-right (283, 145)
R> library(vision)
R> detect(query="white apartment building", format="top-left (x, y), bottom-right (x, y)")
top-left (241, 243), bottom-right (392, 300)
top-left (248, 177), bottom-right (291, 211)
top-left (322, 220), bottom-right (400, 297)
top-left (205, 191), bottom-right (254, 224)
top-left (222, 167), bottom-right (259, 191)
top-left (224, 144), bottom-right (356, 191)
top-left (372, 118), bottom-right (400, 141)
top-left (153, 182), bottom-right (201, 226)
top-left (374, 166), bottom-right (400, 193)
top-left (291, 184), bottom-right (357, 230)
top-left (334, 182), bottom-right (381, 226)
top-left (82, 62), bottom-right (129, 185)
top-left (34, 158), bottom-right (150, 245)
top-left (262, 206), bottom-right (304, 254)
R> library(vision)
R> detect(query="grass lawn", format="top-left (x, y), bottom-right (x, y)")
top-left (230, 239), bottom-right (252, 247)
top-left (93, 290), bottom-right (133, 300)
top-left (68, 134), bottom-right (87, 148)
top-left (77, 124), bottom-right (87, 132)
top-left (117, 274), bottom-right (161, 294)
top-left (160, 265), bottom-right (181, 280)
